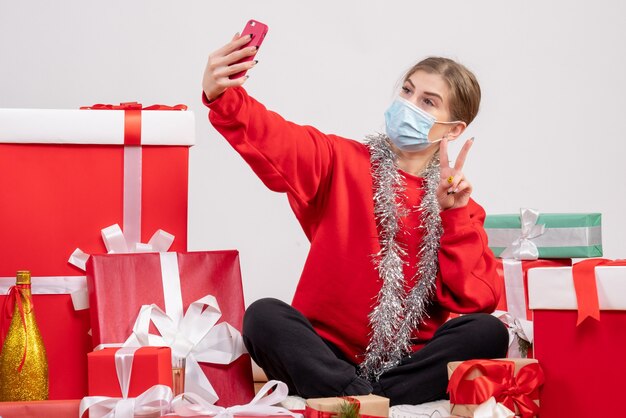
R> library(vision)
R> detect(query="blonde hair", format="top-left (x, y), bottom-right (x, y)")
top-left (404, 57), bottom-right (481, 125)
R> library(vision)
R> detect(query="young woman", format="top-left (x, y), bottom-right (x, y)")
top-left (202, 33), bottom-right (508, 405)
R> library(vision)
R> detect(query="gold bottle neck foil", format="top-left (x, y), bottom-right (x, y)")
top-left (16, 271), bottom-right (31, 285)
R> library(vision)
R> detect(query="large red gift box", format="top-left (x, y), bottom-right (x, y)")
top-left (528, 261), bottom-right (626, 418)
top-left (0, 105), bottom-right (194, 399)
top-left (495, 258), bottom-right (571, 321)
top-left (88, 346), bottom-right (173, 397)
top-left (86, 250), bottom-right (255, 406)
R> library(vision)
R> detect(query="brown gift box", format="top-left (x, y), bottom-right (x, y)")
top-left (305, 394), bottom-right (389, 418)
top-left (447, 358), bottom-right (542, 418)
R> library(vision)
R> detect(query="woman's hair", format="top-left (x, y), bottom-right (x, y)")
top-left (404, 57), bottom-right (481, 125)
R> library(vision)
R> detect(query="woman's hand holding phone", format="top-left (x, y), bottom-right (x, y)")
top-left (203, 20), bottom-right (268, 102)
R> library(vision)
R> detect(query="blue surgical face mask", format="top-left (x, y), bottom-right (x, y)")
top-left (384, 97), bottom-right (457, 152)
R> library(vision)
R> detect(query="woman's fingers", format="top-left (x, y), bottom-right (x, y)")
top-left (454, 137), bottom-right (474, 171)
top-left (439, 138), bottom-right (450, 168)
top-left (213, 33), bottom-right (252, 58)
top-left (213, 59), bottom-right (257, 79)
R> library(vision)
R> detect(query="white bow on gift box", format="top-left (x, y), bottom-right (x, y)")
top-left (122, 288), bottom-right (246, 404)
top-left (79, 347), bottom-right (173, 418)
top-left (491, 310), bottom-right (533, 358)
top-left (499, 208), bottom-right (545, 261)
top-left (473, 397), bottom-right (516, 418)
top-left (171, 380), bottom-right (302, 418)
top-left (69, 223), bottom-right (174, 271)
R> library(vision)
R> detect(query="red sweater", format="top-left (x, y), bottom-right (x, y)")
top-left (206, 87), bottom-right (501, 364)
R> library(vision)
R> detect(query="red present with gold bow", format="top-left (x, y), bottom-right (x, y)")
top-left (447, 358), bottom-right (544, 418)
top-left (305, 394), bottom-right (389, 418)
top-left (0, 103), bottom-right (193, 400)
top-left (528, 259), bottom-right (626, 418)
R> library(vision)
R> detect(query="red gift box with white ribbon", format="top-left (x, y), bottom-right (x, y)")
top-left (86, 251), bottom-right (255, 407)
top-left (528, 259), bottom-right (626, 418)
top-left (0, 103), bottom-right (194, 399)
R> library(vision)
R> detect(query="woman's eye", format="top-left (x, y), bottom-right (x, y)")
top-left (423, 98), bottom-right (435, 107)
top-left (401, 86), bottom-right (411, 95)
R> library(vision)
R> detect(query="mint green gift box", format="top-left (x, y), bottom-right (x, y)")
top-left (485, 210), bottom-right (602, 259)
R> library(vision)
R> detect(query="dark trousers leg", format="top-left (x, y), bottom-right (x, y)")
top-left (372, 313), bottom-right (509, 405)
top-left (242, 298), bottom-right (373, 398)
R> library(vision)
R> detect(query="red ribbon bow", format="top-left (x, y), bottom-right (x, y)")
top-left (1, 284), bottom-right (34, 372)
top-left (447, 359), bottom-right (544, 418)
top-left (80, 102), bottom-right (187, 145)
top-left (573, 258), bottom-right (626, 325)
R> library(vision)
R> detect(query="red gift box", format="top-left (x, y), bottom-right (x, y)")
top-left (495, 258), bottom-right (571, 321)
top-left (86, 250), bottom-right (254, 406)
top-left (0, 104), bottom-right (193, 399)
top-left (88, 346), bottom-right (172, 397)
top-left (528, 261), bottom-right (626, 418)
top-left (0, 399), bottom-right (80, 418)
top-left (447, 358), bottom-right (544, 418)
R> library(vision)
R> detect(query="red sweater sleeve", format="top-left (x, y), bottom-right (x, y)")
top-left (204, 88), bottom-right (335, 209)
top-left (436, 200), bottom-right (502, 313)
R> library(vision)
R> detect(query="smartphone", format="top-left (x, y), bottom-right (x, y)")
top-left (230, 19), bottom-right (269, 79)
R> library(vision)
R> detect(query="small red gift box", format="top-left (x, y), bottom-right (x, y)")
top-left (528, 260), bottom-right (626, 418)
top-left (88, 346), bottom-right (172, 397)
top-left (86, 250), bottom-right (254, 406)
top-left (447, 358), bottom-right (544, 418)
top-left (0, 104), bottom-right (193, 400)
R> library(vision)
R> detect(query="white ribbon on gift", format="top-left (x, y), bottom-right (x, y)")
top-left (79, 346), bottom-right (173, 418)
top-left (500, 208), bottom-right (545, 261)
top-left (473, 397), bottom-right (515, 418)
top-left (122, 252), bottom-right (246, 404)
top-left (170, 380), bottom-right (302, 418)
top-left (500, 259), bottom-right (527, 321)
top-left (69, 223), bottom-right (174, 271)
top-left (492, 310), bottom-right (533, 358)
top-left (0, 275), bottom-right (88, 310)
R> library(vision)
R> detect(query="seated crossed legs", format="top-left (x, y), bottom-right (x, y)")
top-left (243, 298), bottom-right (509, 406)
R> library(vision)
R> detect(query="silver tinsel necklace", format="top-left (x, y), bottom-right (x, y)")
top-left (359, 133), bottom-right (443, 380)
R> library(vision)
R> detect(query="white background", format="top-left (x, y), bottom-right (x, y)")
top-left (1, 1), bottom-right (624, 306)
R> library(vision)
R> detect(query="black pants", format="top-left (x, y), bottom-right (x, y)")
top-left (243, 298), bottom-right (509, 406)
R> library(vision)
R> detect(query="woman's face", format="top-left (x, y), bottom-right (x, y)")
top-left (399, 70), bottom-right (460, 143)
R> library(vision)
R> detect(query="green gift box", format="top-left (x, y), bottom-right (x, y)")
top-left (485, 209), bottom-right (602, 259)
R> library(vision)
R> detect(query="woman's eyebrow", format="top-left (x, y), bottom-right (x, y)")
top-left (423, 91), bottom-right (443, 101)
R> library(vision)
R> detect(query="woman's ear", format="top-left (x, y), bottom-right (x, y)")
top-left (445, 121), bottom-right (467, 141)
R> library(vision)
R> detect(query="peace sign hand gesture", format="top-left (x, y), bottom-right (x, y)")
top-left (437, 137), bottom-right (474, 210)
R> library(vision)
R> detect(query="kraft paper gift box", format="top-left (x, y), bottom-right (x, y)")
top-left (0, 104), bottom-right (194, 399)
top-left (485, 209), bottom-right (602, 259)
top-left (528, 260), bottom-right (626, 418)
top-left (447, 358), bottom-right (543, 418)
top-left (305, 394), bottom-right (389, 418)
top-left (86, 251), bottom-right (255, 407)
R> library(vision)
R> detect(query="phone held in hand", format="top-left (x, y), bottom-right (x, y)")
top-left (230, 19), bottom-right (269, 79)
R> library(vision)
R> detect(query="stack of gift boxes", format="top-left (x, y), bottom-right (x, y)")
top-left (447, 208), bottom-right (621, 418)
top-left (0, 104), bottom-right (266, 417)
top-left (1, 103), bottom-right (623, 418)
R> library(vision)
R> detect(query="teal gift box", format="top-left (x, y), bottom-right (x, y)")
top-left (485, 209), bottom-right (602, 259)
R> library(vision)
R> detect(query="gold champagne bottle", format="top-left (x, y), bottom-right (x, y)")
top-left (0, 270), bottom-right (49, 400)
